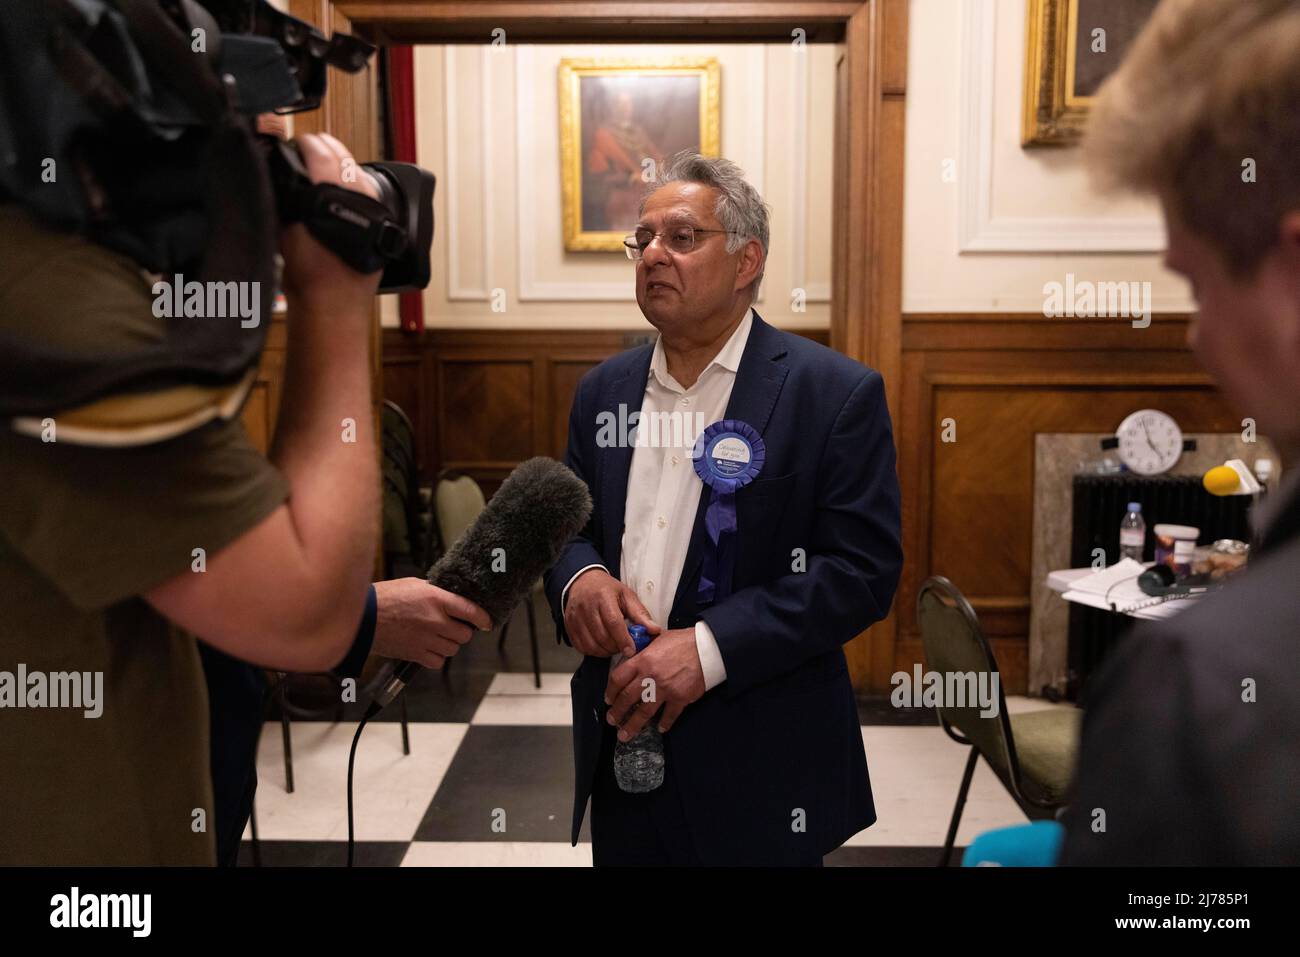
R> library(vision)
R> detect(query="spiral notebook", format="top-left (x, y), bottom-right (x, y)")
top-left (1060, 558), bottom-right (1203, 620)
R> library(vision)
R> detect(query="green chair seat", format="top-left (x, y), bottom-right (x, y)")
top-left (917, 576), bottom-right (1084, 864)
top-left (1008, 708), bottom-right (1082, 804)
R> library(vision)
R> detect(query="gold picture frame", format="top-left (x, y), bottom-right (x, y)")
top-left (559, 57), bottom-right (721, 252)
top-left (1021, 0), bottom-right (1159, 147)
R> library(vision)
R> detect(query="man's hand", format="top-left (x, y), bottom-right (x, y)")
top-left (564, 568), bottom-right (659, 658)
top-left (604, 628), bottom-right (705, 741)
top-left (279, 132), bottom-right (383, 317)
top-left (372, 578), bottom-right (491, 669)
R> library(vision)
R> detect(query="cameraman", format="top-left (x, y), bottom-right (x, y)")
top-left (0, 131), bottom-right (484, 865)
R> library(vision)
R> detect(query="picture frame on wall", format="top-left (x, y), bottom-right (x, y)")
top-left (558, 57), bottom-right (721, 252)
top-left (1021, 0), bottom-right (1160, 147)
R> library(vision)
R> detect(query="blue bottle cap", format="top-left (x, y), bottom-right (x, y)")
top-left (1127, 502), bottom-right (1142, 512)
top-left (627, 623), bottom-right (650, 652)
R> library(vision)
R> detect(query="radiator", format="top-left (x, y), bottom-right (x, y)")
top-left (1066, 473), bottom-right (1254, 701)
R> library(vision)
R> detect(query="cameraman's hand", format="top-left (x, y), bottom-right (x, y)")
top-left (372, 578), bottom-right (492, 669)
top-left (563, 568), bottom-right (659, 658)
top-left (279, 132), bottom-right (383, 314)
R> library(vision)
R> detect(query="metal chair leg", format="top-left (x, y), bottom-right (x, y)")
top-left (399, 691), bottom-right (411, 756)
top-left (941, 747), bottom-right (979, 866)
top-left (498, 611), bottom-right (511, 653)
top-left (249, 800), bottom-right (262, 868)
top-left (526, 594), bottom-right (541, 689)
top-left (278, 679), bottom-right (294, 794)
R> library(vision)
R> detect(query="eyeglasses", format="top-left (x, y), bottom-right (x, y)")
top-left (623, 225), bottom-right (743, 261)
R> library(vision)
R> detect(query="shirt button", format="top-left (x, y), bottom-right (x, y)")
top-left (681, 397), bottom-right (691, 406)
top-left (646, 581), bottom-right (655, 593)
top-left (671, 455), bottom-right (679, 466)
top-left (657, 516), bottom-right (666, 528)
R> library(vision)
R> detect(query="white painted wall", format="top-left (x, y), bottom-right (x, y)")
top-left (902, 0), bottom-right (1195, 314)
top-left (410, 43), bottom-right (838, 329)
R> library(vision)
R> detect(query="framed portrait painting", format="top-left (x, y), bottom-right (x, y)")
top-left (1022, 0), bottom-right (1160, 146)
top-left (559, 57), bottom-right (721, 252)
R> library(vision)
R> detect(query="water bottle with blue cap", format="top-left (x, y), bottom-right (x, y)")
top-left (613, 623), bottom-right (665, 793)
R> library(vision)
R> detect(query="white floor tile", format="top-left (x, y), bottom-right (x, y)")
top-left (485, 672), bottom-right (572, 696)
top-left (401, 841), bottom-right (593, 867)
top-left (1004, 694), bottom-right (1074, 714)
top-left (244, 720), bottom-right (468, 842)
top-left (471, 672), bottom-right (573, 725)
top-left (843, 725), bottom-right (1039, 847)
top-left (470, 694), bottom-right (573, 726)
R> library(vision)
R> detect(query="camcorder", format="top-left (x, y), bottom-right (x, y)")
top-left (0, 0), bottom-right (435, 423)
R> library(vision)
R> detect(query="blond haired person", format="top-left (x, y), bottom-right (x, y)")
top-left (1060, 0), bottom-right (1300, 865)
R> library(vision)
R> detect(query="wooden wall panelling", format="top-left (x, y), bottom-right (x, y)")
top-left (438, 356), bottom-right (534, 469)
top-left (241, 316), bottom-right (288, 453)
top-left (342, 2), bottom-right (866, 44)
top-left (383, 328), bottom-right (830, 495)
top-left (379, 330), bottom-right (428, 473)
top-left (833, 0), bottom-right (909, 691)
top-left (894, 313), bottom-right (1240, 694)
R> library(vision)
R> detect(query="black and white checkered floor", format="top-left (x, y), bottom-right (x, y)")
top-left (240, 594), bottom-right (1070, 867)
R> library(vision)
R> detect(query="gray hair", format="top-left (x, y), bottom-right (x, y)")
top-left (641, 151), bottom-right (770, 300)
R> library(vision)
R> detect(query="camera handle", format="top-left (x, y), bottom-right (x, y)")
top-left (265, 138), bottom-right (408, 275)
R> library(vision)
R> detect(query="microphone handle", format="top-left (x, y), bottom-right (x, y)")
top-left (372, 659), bottom-right (422, 711)
top-left (369, 566), bottom-right (480, 710)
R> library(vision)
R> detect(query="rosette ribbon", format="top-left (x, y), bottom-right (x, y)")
top-left (691, 419), bottom-right (765, 607)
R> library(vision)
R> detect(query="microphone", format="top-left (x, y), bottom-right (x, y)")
top-left (1203, 458), bottom-right (1263, 496)
top-left (368, 456), bottom-right (593, 713)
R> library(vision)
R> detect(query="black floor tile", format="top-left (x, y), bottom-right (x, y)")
top-left (236, 840), bottom-right (409, 868)
top-left (270, 667), bottom-right (497, 725)
top-left (824, 845), bottom-right (955, 867)
top-left (855, 694), bottom-right (938, 726)
top-left (414, 725), bottom-right (590, 843)
top-left (448, 592), bottom-right (582, 676)
top-left (363, 667), bottom-right (496, 723)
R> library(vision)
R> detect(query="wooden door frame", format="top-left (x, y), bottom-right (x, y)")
top-left (291, 0), bottom-right (909, 692)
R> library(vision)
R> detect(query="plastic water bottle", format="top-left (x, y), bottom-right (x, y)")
top-left (613, 624), bottom-right (665, 794)
top-left (1119, 502), bottom-right (1145, 562)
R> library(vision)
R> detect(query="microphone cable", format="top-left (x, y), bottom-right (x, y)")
top-left (339, 457), bottom-right (591, 866)
top-left (1103, 572), bottom-right (1142, 612)
top-left (346, 699), bottom-right (385, 868)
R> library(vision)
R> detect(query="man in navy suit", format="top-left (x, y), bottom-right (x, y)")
top-left (543, 152), bottom-right (903, 865)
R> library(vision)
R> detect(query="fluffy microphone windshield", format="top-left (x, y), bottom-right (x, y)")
top-left (427, 457), bottom-right (592, 627)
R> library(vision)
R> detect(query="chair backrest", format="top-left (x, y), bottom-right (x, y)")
top-left (382, 400), bottom-right (417, 473)
top-left (433, 471), bottom-right (486, 558)
top-left (381, 399), bottom-right (426, 570)
top-left (915, 576), bottom-right (1021, 782)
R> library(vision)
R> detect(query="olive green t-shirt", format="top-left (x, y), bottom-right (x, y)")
top-left (0, 205), bottom-right (288, 865)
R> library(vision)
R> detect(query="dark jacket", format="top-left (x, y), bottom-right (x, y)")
top-left (543, 313), bottom-right (903, 864)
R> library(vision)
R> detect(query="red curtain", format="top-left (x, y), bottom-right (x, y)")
top-left (386, 46), bottom-right (423, 333)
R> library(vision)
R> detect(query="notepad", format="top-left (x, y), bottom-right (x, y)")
top-left (1059, 558), bottom-right (1202, 620)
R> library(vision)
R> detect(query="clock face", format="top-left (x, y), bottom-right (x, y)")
top-left (1117, 409), bottom-right (1183, 475)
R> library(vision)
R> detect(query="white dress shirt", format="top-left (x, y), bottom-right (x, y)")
top-left (563, 308), bottom-right (754, 691)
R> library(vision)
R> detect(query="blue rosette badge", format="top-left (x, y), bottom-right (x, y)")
top-left (692, 419), bottom-right (765, 607)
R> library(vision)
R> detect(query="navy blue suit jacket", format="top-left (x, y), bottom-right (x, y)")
top-left (543, 313), bottom-right (903, 864)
